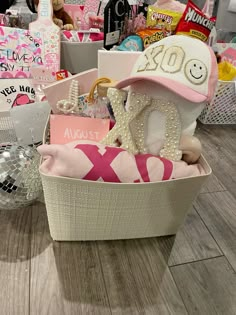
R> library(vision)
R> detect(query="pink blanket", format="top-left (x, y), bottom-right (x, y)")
top-left (38, 140), bottom-right (205, 183)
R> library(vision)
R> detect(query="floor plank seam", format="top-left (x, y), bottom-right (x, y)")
top-left (125, 244), bottom-right (150, 311)
top-left (193, 202), bottom-right (227, 257)
top-left (96, 242), bottom-right (113, 315)
top-left (168, 267), bottom-right (190, 315)
top-left (199, 189), bottom-right (227, 195)
top-left (221, 254), bottom-right (236, 274)
top-left (193, 202), bottom-right (224, 256)
top-left (193, 203), bottom-right (236, 273)
top-left (168, 254), bottom-right (225, 268)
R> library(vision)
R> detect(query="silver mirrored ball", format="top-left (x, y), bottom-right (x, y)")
top-left (0, 144), bottom-right (42, 210)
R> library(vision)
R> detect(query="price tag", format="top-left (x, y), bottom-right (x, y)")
top-left (105, 30), bottom-right (120, 46)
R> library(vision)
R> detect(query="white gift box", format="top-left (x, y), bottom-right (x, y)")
top-left (98, 50), bottom-right (142, 81)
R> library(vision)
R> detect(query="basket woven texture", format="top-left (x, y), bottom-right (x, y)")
top-left (0, 112), bottom-right (17, 143)
top-left (41, 160), bottom-right (211, 241)
top-left (199, 81), bottom-right (236, 124)
top-left (40, 121), bottom-right (211, 241)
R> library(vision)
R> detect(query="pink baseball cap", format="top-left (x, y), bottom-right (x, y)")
top-left (116, 35), bottom-right (218, 103)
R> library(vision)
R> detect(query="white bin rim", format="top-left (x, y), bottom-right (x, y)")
top-left (39, 155), bottom-right (212, 186)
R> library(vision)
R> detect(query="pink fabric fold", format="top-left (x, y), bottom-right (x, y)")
top-left (38, 140), bottom-right (205, 183)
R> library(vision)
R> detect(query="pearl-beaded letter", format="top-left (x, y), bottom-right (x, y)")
top-left (101, 88), bottom-right (151, 154)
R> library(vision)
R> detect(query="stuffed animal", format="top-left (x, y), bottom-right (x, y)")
top-left (52, 0), bottom-right (74, 30)
top-left (34, 0), bottom-right (74, 30)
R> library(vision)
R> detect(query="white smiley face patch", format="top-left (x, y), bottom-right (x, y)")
top-left (184, 59), bottom-right (208, 85)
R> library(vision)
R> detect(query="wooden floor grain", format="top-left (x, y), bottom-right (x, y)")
top-left (98, 239), bottom-right (188, 314)
top-left (0, 208), bottom-right (31, 315)
top-left (0, 123), bottom-right (235, 314)
top-left (171, 256), bottom-right (236, 315)
top-left (200, 172), bottom-right (226, 194)
top-left (30, 203), bottom-right (111, 315)
top-left (194, 191), bottom-right (236, 272)
top-left (166, 207), bottom-right (223, 266)
top-left (196, 124), bottom-right (236, 198)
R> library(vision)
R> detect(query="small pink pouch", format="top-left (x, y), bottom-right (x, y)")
top-left (38, 140), bottom-right (205, 183)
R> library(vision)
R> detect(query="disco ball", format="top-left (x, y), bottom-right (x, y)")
top-left (0, 144), bottom-right (43, 210)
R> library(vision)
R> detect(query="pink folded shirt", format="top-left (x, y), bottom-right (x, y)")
top-left (38, 140), bottom-right (205, 183)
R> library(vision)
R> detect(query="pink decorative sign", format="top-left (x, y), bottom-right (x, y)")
top-left (82, 0), bottom-right (101, 30)
top-left (64, 4), bottom-right (84, 29)
top-left (0, 26), bottom-right (43, 78)
top-left (50, 114), bottom-right (110, 144)
top-left (29, 0), bottom-right (61, 76)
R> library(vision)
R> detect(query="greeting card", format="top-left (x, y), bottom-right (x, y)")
top-left (50, 114), bottom-right (110, 144)
top-left (64, 4), bottom-right (85, 28)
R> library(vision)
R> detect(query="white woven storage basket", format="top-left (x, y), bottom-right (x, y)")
top-left (40, 119), bottom-right (211, 241)
top-left (0, 111), bottom-right (17, 143)
top-left (199, 80), bottom-right (236, 124)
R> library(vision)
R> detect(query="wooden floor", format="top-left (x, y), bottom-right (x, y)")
top-left (0, 123), bottom-right (235, 315)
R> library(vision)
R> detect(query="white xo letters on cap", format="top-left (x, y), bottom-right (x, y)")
top-left (137, 46), bottom-right (164, 72)
top-left (116, 35), bottom-right (217, 103)
top-left (136, 44), bottom-right (207, 84)
top-left (161, 46), bottom-right (185, 73)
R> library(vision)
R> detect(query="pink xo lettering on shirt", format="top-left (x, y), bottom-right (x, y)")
top-left (135, 155), bottom-right (173, 181)
top-left (74, 144), bottom-right (174, 183)
top-left (75, 144), bottom-right (125, 182)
